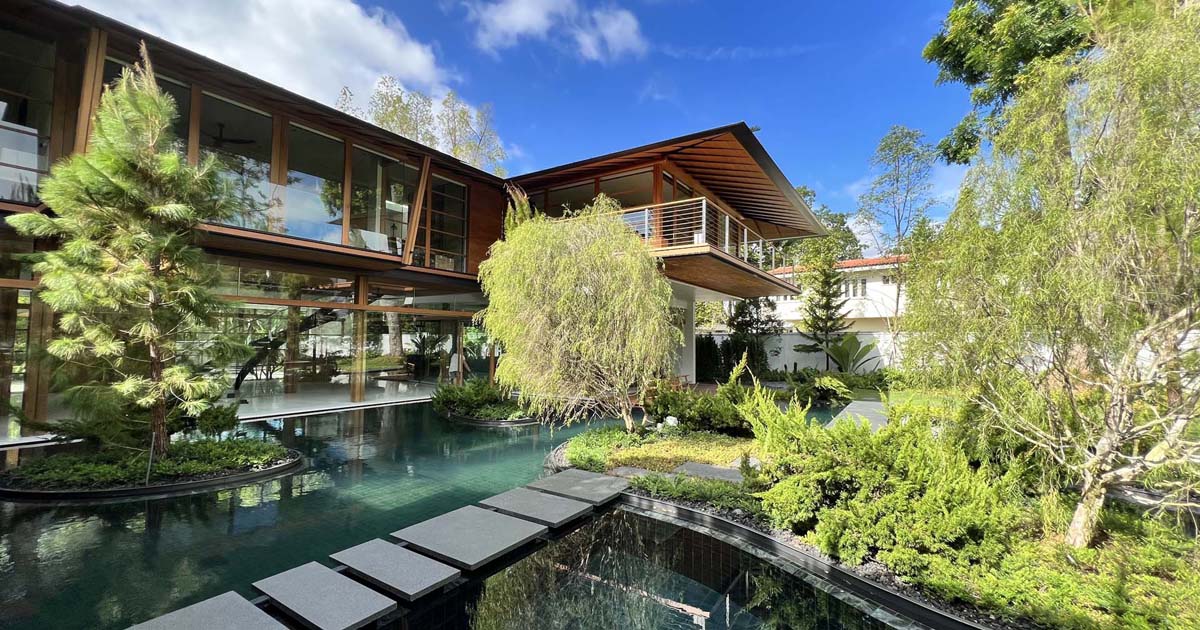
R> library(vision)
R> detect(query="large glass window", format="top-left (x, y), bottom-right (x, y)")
top-left (348, 147), bottom-right (420, 255)
top-left (545, 181), bottom-right (594, 215)
top-left (199, 94), bottom-right (274, 230)
top-left (1, 223), bottom-right (34, 281)
top-left (420, 175), bottom-right (467, 272)
top-left (599, 169), bottom-right (653, 208)
top-left (282, 124), bottom-right (343, 243)
top-left (212, 257), bottom-right (356, 304)
top-left (0, 25), bottom-right (55, 204)
top-left (102, 59), bottom-right (190, 145)
top-left (0, 288), bottom-right (31, 439)
top-left (365, 282), bottom-right (485, 313)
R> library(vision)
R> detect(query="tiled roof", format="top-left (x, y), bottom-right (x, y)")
top-left (768, 255), bottom-right (909, 276)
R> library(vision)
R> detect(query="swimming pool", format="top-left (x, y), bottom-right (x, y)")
top-left (0, 404), bottom-right (596, 630)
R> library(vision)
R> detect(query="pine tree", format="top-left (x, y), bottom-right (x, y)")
top-left (5, 46), bottom-right (248, 455)
top-left (793, 259), bottom-right (851, 371)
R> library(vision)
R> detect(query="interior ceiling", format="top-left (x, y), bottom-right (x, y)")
top-left (513, 125), bottom-right (826, 240)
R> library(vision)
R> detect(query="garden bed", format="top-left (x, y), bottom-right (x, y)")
top-left (0, 440), bottom-right (301, 501)
top-left (447, 412), bottom-right (540, 428)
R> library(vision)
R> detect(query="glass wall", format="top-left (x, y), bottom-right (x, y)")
top-left (599, 169), bottom-right (653, 208)
top-left (0, 25), bottom-right (55, 204)
top-left (199, 93), bottom-right (275, 231)
top-left (417, 175), bottom-right (468, 272)
top-left (102, 59), bottom-right (190, 145)
top-left (0, 288), bottom-right (30, 440)
top-left (212, 256), bottom-right (356, 304)
top-left (545, 181), bottom-right (594, 215)
top-left (347, 147), bottom-right (419, 255)
top-left (282, 124), bottom-right (343, 243)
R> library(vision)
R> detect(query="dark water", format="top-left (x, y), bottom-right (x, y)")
top-left (452, 509), bottom-right (896, 630)
top-left (0, 404), bottom-right (595, 630)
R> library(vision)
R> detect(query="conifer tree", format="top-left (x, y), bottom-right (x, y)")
top-left (794, 259), bottom-right (851, 371)
top-left (5, 46), bottom-right (247, 455)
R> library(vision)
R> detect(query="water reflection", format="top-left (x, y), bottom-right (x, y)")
top-left (0, 404), bottom-right (589, 630)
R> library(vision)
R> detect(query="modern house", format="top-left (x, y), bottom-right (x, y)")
top-left (0, 0), bottom-right (824, 436)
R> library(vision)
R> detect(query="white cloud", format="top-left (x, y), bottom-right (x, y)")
top-left (77, 0), bottom-right (450, 106)
top-left (930, 161), bottom-right (969, 206)
top-left (467, 0), bottom-right (647, 62)
top-left (842, 174), bottom-right (873, 201)
top-left (659, 43), bottom-right (820, 62)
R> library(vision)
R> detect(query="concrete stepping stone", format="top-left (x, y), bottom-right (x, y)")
top-left (480, 487), bottom-right (592, 527)
top-left (524, 468), bottom-right (630, 505)
top-left (391, 505), bottom-right (547, 570)
top-left (609, 466), bottom-right (656, 479)
top-left (253, 561), bottom-right (396, 630)
top-left (672, 462), bottom-right (744, 483)
top-left (330, 539), bottom-right (460, 602)
top-left (834, 400), bottom-right (888, 430)
top-left (128, 591), bottom-right (286, 630)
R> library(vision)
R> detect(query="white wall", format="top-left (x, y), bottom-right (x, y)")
top-left (771, 265), bottom-right (904, 334)
top-left (709, 331), bottom-right (901, 373)
top-left (671, 287), bottom-right (696, 382)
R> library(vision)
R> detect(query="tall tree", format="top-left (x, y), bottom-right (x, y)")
top-left (923, 0), bottom-right (1093, 163)
top-left (856, 125), bottom-right (936, 343)
top-left (793, 259), bottom-right (851, 371)
top-left (6, 48), bottom-right (248, 455)
top-left (726, 298), bottom-right (785, 375)
top-left (478, 193), bottom-right (679, 432)
top-left (337, 82), bottom-right (507, 176)
top-left (906, 6), bottom-right (1200, 548)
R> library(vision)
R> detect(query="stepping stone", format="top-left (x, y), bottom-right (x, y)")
top-left (834, 401), bottom-right (888, 431)
top-left (128, 591), bottom-right (286, 630)
top-left (672, 462), bottom-right (744, 483)
top-left (331, 539), bottom-right (460, 601)
top-left (480, 487), bottom-right (592, 527)
top-left (391, 505), bottom-right (547, 571)
top-left (253, 561), bottom-right (396, 630)
top-left (524, 468), bottom-right (630, 505)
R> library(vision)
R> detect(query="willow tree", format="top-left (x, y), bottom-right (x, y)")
top-left (905, 6), bottom-right (1200, 548)
top-left (477, 193), bottom-right (680, 431)
top-left (5, 47), bottom-right (247, 455)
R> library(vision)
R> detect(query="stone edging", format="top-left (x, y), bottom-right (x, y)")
top-left (447, 412), bottom-right (540, 428)
top-left (0, 449), bottom-right (305, 504)
top-left (618, 492), bottom-right (988, 630)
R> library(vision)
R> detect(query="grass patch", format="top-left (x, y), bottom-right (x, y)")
top-left (632, 473), bottom-right (762, 516)
top-left (0, 440), bottom-right (290, 490)
top-left (564, 426), bottom-right (754, 473)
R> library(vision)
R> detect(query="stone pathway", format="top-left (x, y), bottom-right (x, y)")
top-left (834, 400), bottom-right (888, 430)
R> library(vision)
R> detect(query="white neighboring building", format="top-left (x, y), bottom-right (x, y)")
top-left (764, 256), bottom-right (908, 371)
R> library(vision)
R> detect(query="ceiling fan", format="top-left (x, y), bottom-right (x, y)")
top-left (203, 123), bottom-right (255, 149)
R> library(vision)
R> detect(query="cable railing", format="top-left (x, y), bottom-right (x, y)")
top-left (615, 197), bottom-right (787, 271)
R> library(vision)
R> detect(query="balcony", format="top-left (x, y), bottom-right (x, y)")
top-left (614, 197), bottom-right (800, 298)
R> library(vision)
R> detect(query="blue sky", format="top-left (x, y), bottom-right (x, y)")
top-left (79, 0), bottom-right (970, 221)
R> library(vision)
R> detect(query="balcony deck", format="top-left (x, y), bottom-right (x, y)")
top-left (614, 197), bottom-right (802, 298)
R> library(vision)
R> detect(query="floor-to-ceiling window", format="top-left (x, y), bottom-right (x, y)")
top-left (281, 124), bottom-right (343, 243)
top-left (0, 25), bottom-right (55, 205)
top-left (0, 224), bottom-right (34, 439)
top-left (415, 175), bottom-right (468, 272)
top-left (199, 93), bottom-right (275, 231)
top-left (347, 147), bottom-right (419, 255)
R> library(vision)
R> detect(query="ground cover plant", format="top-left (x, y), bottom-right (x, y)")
top-left (564, 424), bottom-right (754, 474)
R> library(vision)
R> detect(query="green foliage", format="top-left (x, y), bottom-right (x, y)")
top-left (855, 126), bottom-right (936, 259)
top-left (195, 404), bottom-right (239, 438)
top-left (631, 474), bottom-right (762, 515)
top-left (787, 374), bottom-right (852, 408)
top-left (823, 335), bottom-right (878, 374)
top-left (643, 387), bottom-right (742, 434)
top-left (907, 6), bottom-right (1200, 547)
top-left (608, 431), bottom-right (754, 472)
top-left (431, 377), bottom-right (524, 421)
top-left (725, 298), bottom-right (784, 376)
top-left (923, 0), bottom-right (1092, 163)
top-left (737, 379), bottom-right (815, 459)
top-left (777, 190), bottom-right (863, 266)
top-left (6, 50), bottom-right (249, 453)
top-left (0, 439), bottom-right (288, 490)
top-left (695, 334), bottom-right (722, 382)
top-left (478, 194), bottom-right (680, 431)
top-left (793, 259), bottom-right (851, 371)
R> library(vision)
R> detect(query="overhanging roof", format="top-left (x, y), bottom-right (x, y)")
top-left (513, 123), bottom-right (827, 240)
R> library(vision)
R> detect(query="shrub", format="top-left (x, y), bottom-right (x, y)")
top-left (643, 388), bottom-right (742, 434)
top-left (608, 432), bottom-right (754, 472)
top-left (431, 378), bottom-right (524, 421)
top-left (787, 374), bottom-right (852, 407)
top-left (696, 334), bottom-right (722, 382)
top-left (631, 474), bottom-right (762, 515)
top-left (0, 439), bottom-right (288, 490)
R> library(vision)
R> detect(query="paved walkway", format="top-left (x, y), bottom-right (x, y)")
top-left (834, 400), bottom-right (888, 430)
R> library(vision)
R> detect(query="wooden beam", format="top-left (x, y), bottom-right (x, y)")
top-left (403, 155), bottom-right (432, 265)
top-left (341, 141), bottom-right (353, 245)
top-left (73, 28), bottom-right (108, 153)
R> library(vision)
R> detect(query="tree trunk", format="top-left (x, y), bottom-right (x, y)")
top-left (1066, 477), bottom-right (1107, 548)
top-left (148, 345), bottom-right (170, 456)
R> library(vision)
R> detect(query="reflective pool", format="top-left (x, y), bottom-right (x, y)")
top-left (0, 404), bottom-right (596, 630)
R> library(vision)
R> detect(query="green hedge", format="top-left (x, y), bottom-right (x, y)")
top-left (431, 378), bottom-right (524, 421)
top-left (0, 439), bottom-right (289, 490)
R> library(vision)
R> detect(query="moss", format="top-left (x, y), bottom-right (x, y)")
top-left (0, 439), bottom-right (289, 490)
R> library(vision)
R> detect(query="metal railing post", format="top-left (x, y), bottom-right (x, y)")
top-left (724, 215), bottom-right (730, 252)
top-left (700, 198), bottom-right (708, 246)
